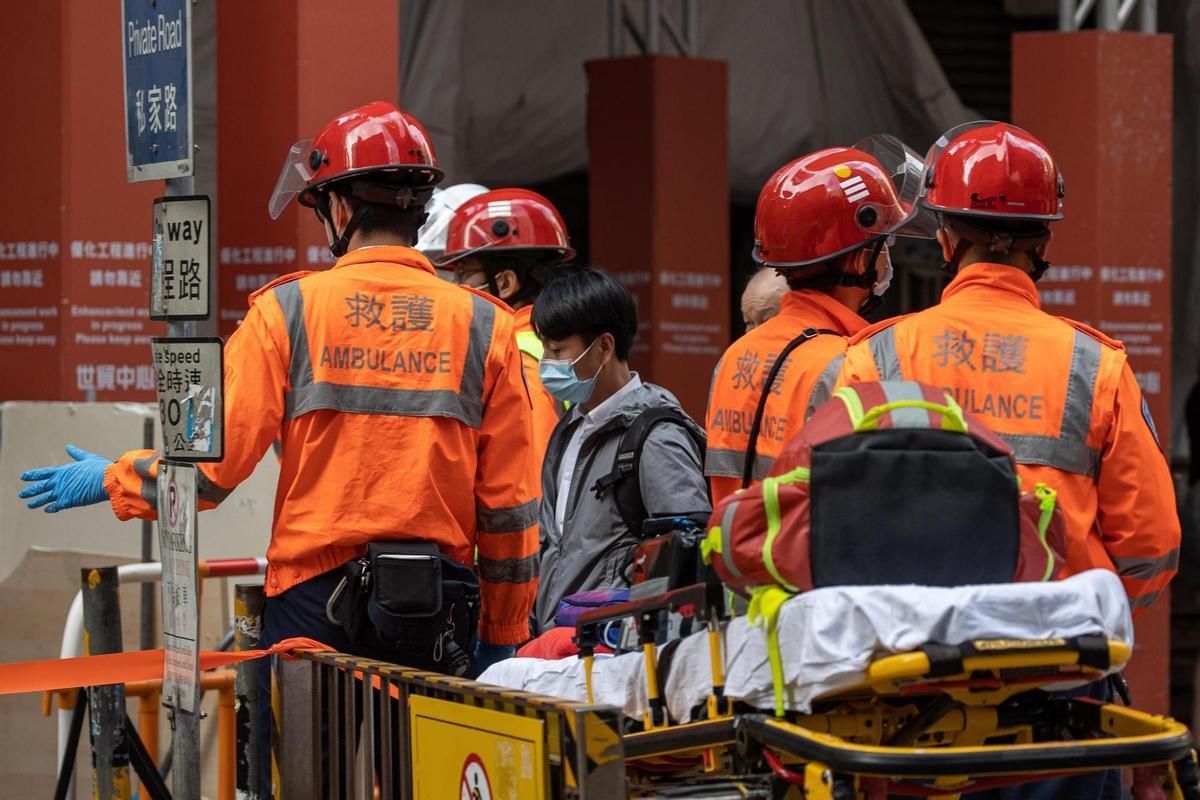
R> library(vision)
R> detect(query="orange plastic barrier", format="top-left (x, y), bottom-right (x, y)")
top-left (0, 637), bottom-right (330, 696)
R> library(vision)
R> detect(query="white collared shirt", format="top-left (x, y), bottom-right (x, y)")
top-left (554, 374), bottom-right (643, 530)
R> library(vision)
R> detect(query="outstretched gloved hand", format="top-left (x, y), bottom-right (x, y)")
top-left (19, 445), bottom-right (112, 513)
top-left (473, 640), bottom-right (517, 678)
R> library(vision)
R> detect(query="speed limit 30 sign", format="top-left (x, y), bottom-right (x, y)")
top-left (151, 337), bottom-right (224, 461)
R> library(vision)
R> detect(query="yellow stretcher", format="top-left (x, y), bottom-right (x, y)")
top-left (568, 580), bottom-right (1200, 800)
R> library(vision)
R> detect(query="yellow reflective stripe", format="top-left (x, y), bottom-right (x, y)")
top-left (835, 386), bottom-right (865, 428)
top-left (515, 330), bottom-right (544, 361)
top-left (1034, 483), bottom-right (1058, 582)
top-left (854, 399), bottom-right (968, 433)
top-left (774, 465), bottom-right (810, 484)
top-left (761, 476), bottom-right (800, 593)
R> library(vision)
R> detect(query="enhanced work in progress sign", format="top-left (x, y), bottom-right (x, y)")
top-left (151, 337), bottom-right (224, 461)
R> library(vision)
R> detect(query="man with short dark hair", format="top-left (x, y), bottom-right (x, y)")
top-left (531, 265), bottom-right (710, 632)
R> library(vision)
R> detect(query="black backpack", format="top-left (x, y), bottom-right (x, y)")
top-left (590, 406), bottom-right (710, 536)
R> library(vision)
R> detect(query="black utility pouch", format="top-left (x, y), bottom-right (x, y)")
top-left (365, 541), bottom-right (444, 641)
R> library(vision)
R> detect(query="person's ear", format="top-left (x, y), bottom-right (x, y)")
top-left (597, 332), bottom-right (616, 364)
top-left (1036, 230), bottom-right (1053, 260)
top-left (936, 228), bottom-right (956, 263)
top-left (329, 193), bottom-right (352, 236)
top-left (846, 248), bottom-right (868, 275)
top-left (495, 269), bottom-right (520, 301)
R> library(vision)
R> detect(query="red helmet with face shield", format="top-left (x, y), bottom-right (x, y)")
top-left (753, 136), bottom-right (935, 269)
top-left (267, 101), bottom-right (443, 221)
top-left (439, 188), bottom-right (575, 265)
top-left (920, 121), bottom-right (1064, 222)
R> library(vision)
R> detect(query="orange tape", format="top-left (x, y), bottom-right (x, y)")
top-left (0, 637), bottom-right (332, 696)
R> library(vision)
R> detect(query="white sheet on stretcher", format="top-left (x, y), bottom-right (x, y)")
top-left (480, 569), bottom-right (1132, 719)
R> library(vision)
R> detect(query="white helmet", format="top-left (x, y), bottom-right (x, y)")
top-left (416, 183), bottom-right (490, 257)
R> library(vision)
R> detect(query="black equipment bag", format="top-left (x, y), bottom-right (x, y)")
top-left (325, 541), bottom-right (480, 676)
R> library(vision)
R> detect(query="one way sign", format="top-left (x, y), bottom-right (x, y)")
top-left (151, 195), bottom-right (210, 320)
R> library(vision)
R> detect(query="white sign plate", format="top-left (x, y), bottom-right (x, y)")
top-left (151, 195), bottom-right (210, 320)
top-left (151, 337), bottom-right (224, 461)
top-left (158, 460), bottom-right (199, 712)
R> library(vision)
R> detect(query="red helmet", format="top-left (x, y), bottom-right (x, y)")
top-left (268, 101), bottom-right (442, 220)
top-left (439, 188), bottom-right (575, 265)
top-left (753, 137), bottom-right (933, 269)
top-left (921, 121), bottom-right (1064, 222)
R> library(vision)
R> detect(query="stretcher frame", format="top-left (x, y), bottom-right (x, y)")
top-left (573, 581), bottom-right (1200, 799)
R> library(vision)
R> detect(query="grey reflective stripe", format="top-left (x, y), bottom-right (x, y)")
top-left (719, 501), bottom-right (742, 578)
top-left (1131, 589), bottom-right (1164, 609)
top-left (478, 553), bottom-right (538, 584)
top-left (1059, 330), bottom-right (1101, 451)
top-left (999, 331), bottom-right (1103, 477)
top-left (995, 433), bottom-right (1100, 478)
top-left (880, 381), bottom-right (929, 429)
top-left (277, 281), bottom-right (493, 428)
top-left (196, 469), bottom-right (234, 505)
top-left (134, 453), bottom-right (158, 507)
top-left (1112, 548), bottom-right (1179, 581)
top-left (704, 447), bottom-right (773, 482)
top-left (869, 327), bottom-right (903, 381)
top-left (461, 294), bottom-right (495, 403)
top-left (274, 281), bottom-right (315, 394)
top-left (285, 383), bottom-right (483, 427)
top-left (805, 354), bottom-right (844, 421)
top-left (477, 499), bottom-right (538, 533)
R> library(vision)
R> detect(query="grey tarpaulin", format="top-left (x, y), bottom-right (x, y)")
top-left (398, 0), bottom-right (973, 201)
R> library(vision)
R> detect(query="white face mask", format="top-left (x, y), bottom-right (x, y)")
top-left (872, 246), bottom-right (894, 298)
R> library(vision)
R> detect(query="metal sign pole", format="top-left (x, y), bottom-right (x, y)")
top-left (126, 0), bottom-right (218, 796)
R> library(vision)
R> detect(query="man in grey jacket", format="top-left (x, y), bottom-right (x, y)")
top-left (531, 266), bottom-right (711, 632)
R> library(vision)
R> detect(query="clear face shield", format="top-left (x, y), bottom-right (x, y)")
top-left (267, 139), bottom-right (315, 220)
top-left (853, 134), bottom-right (939, 240)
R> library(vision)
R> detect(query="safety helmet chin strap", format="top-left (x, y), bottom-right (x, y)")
top-left (318, 181), bottom-right (434, 259)
top-left (837, 238), bottom-right (887, 317)
top-left (941, 216), bottom-right (1053, 283)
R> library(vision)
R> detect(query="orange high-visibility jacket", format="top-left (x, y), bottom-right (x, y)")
top-left (705, 290), bottom-right (867, 505)
top-left (104, 246), bottom-right (540, 645)
top-left (837, 263), bottom-right (1179, 614)
top-left (512, 305), bottom-right (560, 470)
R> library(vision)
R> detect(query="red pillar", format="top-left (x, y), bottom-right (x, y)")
top-left (587, 56), bottom-right (730, 421)
top-left (1013, 31), bottom-right (1174, 713)
top-left (216, 0), bottom-right (400, 335)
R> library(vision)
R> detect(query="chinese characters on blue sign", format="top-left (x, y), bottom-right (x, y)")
top-left (122, 0), bottom-right (192, 182)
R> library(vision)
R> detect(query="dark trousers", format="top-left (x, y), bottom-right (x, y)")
top-left (963, 679), bottom-right (1122, 800)
top-left (257, 567), bottom-right (404, 799)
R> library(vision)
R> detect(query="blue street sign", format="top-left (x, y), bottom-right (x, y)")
top-left (122, 0), bottom-right (192, 182)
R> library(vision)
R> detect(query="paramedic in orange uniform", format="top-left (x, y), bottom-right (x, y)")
top-left (838, 121), bottom-right (1179, 615)
top-left (440, 188), bottom-right (574, 463)
top-left (705, 137), bottom-right (935, 504)
top-left (19, 102), bottom-right (541, 671)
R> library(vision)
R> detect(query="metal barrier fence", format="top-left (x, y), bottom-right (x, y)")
top-left (272, 650), bottom-right (626, 799)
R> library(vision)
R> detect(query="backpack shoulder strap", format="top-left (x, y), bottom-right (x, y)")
top-left (592, 406), bottom-right (708, 536)
top-left (742, 328), bottom-right (839, 488)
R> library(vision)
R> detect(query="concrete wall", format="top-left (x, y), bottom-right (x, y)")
top-left (0, 402), bottom-right (278, 796)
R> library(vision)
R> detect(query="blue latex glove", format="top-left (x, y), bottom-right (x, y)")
top-left (473, 640), bottom-right (517, 676)
top-left (19, 445), bottom-right (111, 513)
